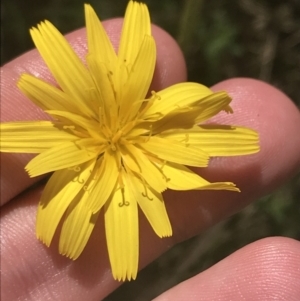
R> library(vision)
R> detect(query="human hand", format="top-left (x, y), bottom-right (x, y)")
top-left (1, 19), bottom-right (300, 301)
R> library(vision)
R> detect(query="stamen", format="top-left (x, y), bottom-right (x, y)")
top-left (152, 112), bottom-right (164, 119)
top-left (74, 166), bottom-right (81, 172)
top-left (83, 185), bottom-right (90, 191)
top-left (112, 130), bottom-right (123, 144)
top-left (71, 174), bottom-right (84, 184)
top-left (121, 121), bottom-right (136, 136)
top-left (117, 170), bottom-right (124, 189)
top-left (140, 177), bottom-right (153, 201)
top-left (85, 160), bottom-right (103, 191)
top-left (143, 125), bottom-right (153, 142)
top-left (151, 91), bottom-right (161, 100)
top-left (156, 160), bottom-right (170, 182)
top-left (68, 166), bottom-right (81, 172)
top-left (77, 178), bottom-right (84, 184)
top-left (122, 60), bottom-right (133, 76)
top-left (137, 98), bottom-right (156, 119)
top-left (180, 133), bottom-right (190, 146)
top-left (73, 166), bottom-right (84, 184)
top-left (101, 127), bottom-right (111, 140)
top-left (107, 71), bottom-right (117, 99)
top-left (118, 187), bottom-right (130, 207)
top-left (160, 160), bottom-right (167, 170)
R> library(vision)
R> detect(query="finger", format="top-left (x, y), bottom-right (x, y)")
top-left (0, 19), bottom-right (187, 206)
top-left (153, 237), bottom-right (300, 301)
top-left (2, 78), bottom-right (300, 300)
top-left (164, 78), bottom-right (300, 243)
top-left (210, 78), bottom-right (300, 195)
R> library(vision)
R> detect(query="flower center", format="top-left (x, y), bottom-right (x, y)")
top-left (109, 130), bottom-right (123, 151)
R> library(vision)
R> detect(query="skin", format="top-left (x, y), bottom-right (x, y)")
top-left (1, 19), bottom-right (300, 301)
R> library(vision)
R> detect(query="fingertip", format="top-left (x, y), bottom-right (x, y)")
top-left (209, 77), bottom-right (300, 193)
top-left (160, 78), bottom-right (299, 244)
top-left (151, 23), bottom-right (187, 89)
top-left (154, 237), bottom-right (300, 301)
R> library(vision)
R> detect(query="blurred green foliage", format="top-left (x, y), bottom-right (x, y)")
top-left (1, 0), bottom-right (299, 300)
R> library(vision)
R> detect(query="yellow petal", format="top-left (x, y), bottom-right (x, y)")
top-left (18, 74), bottom-right (83, 114)
top-left (160, 125), bottom-right (260, 156)
top-left (85, 152), bottom-right (119, 213)
top-left (85, 3), bottom-right (119, 121)
top-left (126, 122), bottom-right (152, 138)
top-left (196, 125), bottom-right (260, 155)
top-left (25, 138), bottom-right (100, 177)
top-left (0, 121), bottom-right (76, 153)
top-left (59, 194), bottom-right (99, 259)
top-left (152, 107), bottom-right (201, 133)
top-left (138, 136), bottom-right (209, 167)
top-left (86, 54), bottom-right (117, 120)
top-left (142, 82), bottom-right (212, 120)
top-left (104, 182), bottom-right (139, 281)
top-left (194, 92), bottom-right (232, 123)
top-left (30, 21), bottom-right (95, 118)
top-left (36, 159), bottom-right (96, 246)
top-left (151, 92), bottom-right (232, 132)
top-left (119, 145), bottom-right (141, 174)
top-left (85, 4), bottom-right (117, 66)
top-left (128, 174), bottom-right (172, 237)
top-left (123, 143), bottom-right (167, 193)
top-left (45, 110), bottom-right (105, 141)
top-left (158, 162), bottom-right (240, 191)
top-left (119, 35), bottom-right (156, 123)
top-left (118, 1), bottom-right (151, 68)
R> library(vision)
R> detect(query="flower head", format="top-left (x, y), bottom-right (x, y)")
top-left (0, 1), bottom-right (259, 280)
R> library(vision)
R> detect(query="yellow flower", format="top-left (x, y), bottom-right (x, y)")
top-left (0, 1), bottom-right (259, 280)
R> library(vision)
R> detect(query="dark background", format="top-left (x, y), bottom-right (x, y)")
top-left (1, 0), bottom-right (300, 300)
